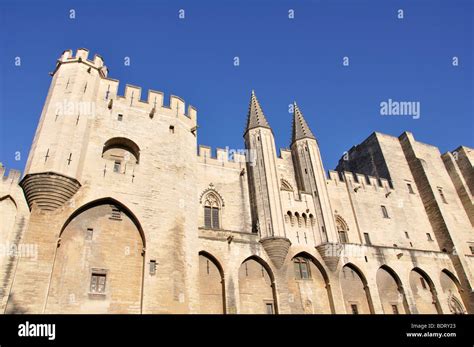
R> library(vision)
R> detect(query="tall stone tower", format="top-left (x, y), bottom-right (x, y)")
top-left (244, 91), bottom-right (290, 269)
top-left (6, 48), bottom-right (200, 314)
top-left (21, 49), bottom-right (106, 211)
top-left (290, 103), bottom-right (337, 243)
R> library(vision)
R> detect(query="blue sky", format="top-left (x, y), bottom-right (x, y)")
top-left (0, 0), bottom-right (472, 173)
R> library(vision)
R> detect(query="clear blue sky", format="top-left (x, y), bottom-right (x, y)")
top-left (0, 0), bottom-right (472, 173)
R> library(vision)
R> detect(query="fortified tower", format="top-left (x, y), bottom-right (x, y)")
top-left (244, 91), bottom-right (291, 269)
top-left (290, 103), bottom-right (337, 243)
top-left (21, 49), bottom-right (106, 211)
top-left (6, 48), bottom-right (200, 314)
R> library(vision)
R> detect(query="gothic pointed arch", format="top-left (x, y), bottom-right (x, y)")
top-left (335, 214), bottom-right (349, 243)
top-left (280, 179), bottom-right (294, 192)
top-left (200, 185), bottom-right (224, 229)
top-left (45, 197), bottom-right (145, 313)
top-left (288, 251), bottom-right (334, 313)
top-left (409, 267), bottom-right (442, 314)
top-left (376, 265), bottom-right (410, 314)
top-left (59, 197), bottom-right (146, 247)
top-left (440, 269), bottom-right (467, 314)
top-left (340, 263), bottom-right (374, 314)
top-left (198, 251), bottom-right (226, 314)
top-left (199, 185), bottom-right (225, 207)
top-left (238, 255), bottom-right (278, 314)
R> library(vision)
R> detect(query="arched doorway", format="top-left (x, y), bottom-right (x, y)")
top-left (238, 256), bottom-right (277, 314)
top-left (198, 251), bottom-right (225, 314)
top-left (376, 266), bottom-right (409, 314)
top-left (440, 269), bottom-right (466, 314)
top-left (287, 252), bottom-right (333, 313)
top-left (340, 263), bottom-right (374, 314)
top-left (45, 198), bottom-right (145, 313)
top-left (409, 268), bottom-right (441, 314)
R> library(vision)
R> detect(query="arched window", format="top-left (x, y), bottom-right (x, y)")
top-left (293, 257), bottom-right (311, 279)
top-left (295, 212), bottom-right (301, 227)
top-left (286, 211), bottom-right (293, 225)
top-left (204, 192), bottom-right (221, 229)
top-left (335, 215), bottom-right (349, 243)
top-left (309, 213), bottom-right (315, 226)
top-left (102, 137), bottom-right (140, 174)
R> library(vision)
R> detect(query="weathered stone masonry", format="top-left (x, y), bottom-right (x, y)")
top-left (0, 49), bottom-right (473, 314)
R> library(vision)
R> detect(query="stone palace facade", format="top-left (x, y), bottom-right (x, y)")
top-left (0, 49), bottom-right (473, 314)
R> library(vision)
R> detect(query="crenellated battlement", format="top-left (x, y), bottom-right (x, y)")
top-left (197, 145), bottom-right (249, 169)
top-left (110, 84), bottom-right (197, 121)
top-left (53, 49), bottom-right (197, 123)
top-left (56, 48), bottom-right (108, 76)
top-left (327, 170), bottom-right (394, 192)
top-left (0, 165), bottom-right (21, 184)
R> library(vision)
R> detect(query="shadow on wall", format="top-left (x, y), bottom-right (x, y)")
top-left (5, 293), bottom-right (28, 314)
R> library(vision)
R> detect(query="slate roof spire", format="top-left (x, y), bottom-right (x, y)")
top-left (245, 90), bottom-right (270, 134)
top-left (292, 102), bottom-right (316, 143)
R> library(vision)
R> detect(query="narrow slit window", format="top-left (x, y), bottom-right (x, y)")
top-left (381, 205), bottom-right (389, 218)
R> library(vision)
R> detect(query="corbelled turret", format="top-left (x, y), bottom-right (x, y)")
top-left (290, 102), bottom-right (337, 244)
top-left (244, 91), bottom-right (290, 268)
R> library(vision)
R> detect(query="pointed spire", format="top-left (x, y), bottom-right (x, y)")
top-left (292, 102), bottom-right (316, 144)
top-left (245, 90), bottom-right (270, 134)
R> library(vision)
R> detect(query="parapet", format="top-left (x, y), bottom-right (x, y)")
top-left (0, 166), bottom-right (22, 184)
top-left (57, 48), bottom-right (108, 77)
top-left (53, 49), bottom-right (197, 124)
top-left (327, 170), bottom-right (394, 191)
top-left (197, 145), bottom-right (248, 169)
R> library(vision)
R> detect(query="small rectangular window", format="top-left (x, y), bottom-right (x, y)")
top-left (351, 304), bottom-right (359, 314)
top-left (426, 233), bottom-right (433, 241)
top-left (86, 228), bottom-right (94, 241)
top-left (300, 262), bottom-right (310, 279)
top-left (90, 273), bottom-right (106, 293)
top-left (392, 305), bottom-right (399, 314)
top-left (110, 208), bottom-right (122, 221)
top-left (149, 260), bottom-right (156, 275)
top-left (113, 160), bottom-right (121, 173)
top-left (364, 233), bottom-right (371, 245)
top-left (265, 303), bottom-right (274, 314)
top-left (407, 183), bottom-right (414, 194)
top-left (381, 205), bottom-right (389, 218)
top-left (405, 232), bottom-right (410, 239)
top-left (169, 125), bottom-right (175, 134)
top-left (117, 114), bottom-right (123, 121)
top-left (438, 188), bottom-right (447, 204)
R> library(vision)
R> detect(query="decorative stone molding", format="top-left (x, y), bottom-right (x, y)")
top-left (260, 236), bottom-right (291, 269)
top-left (199, 183), bottom-right (225, 207)
top-left (20, 172), bottom-right (81, 212)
